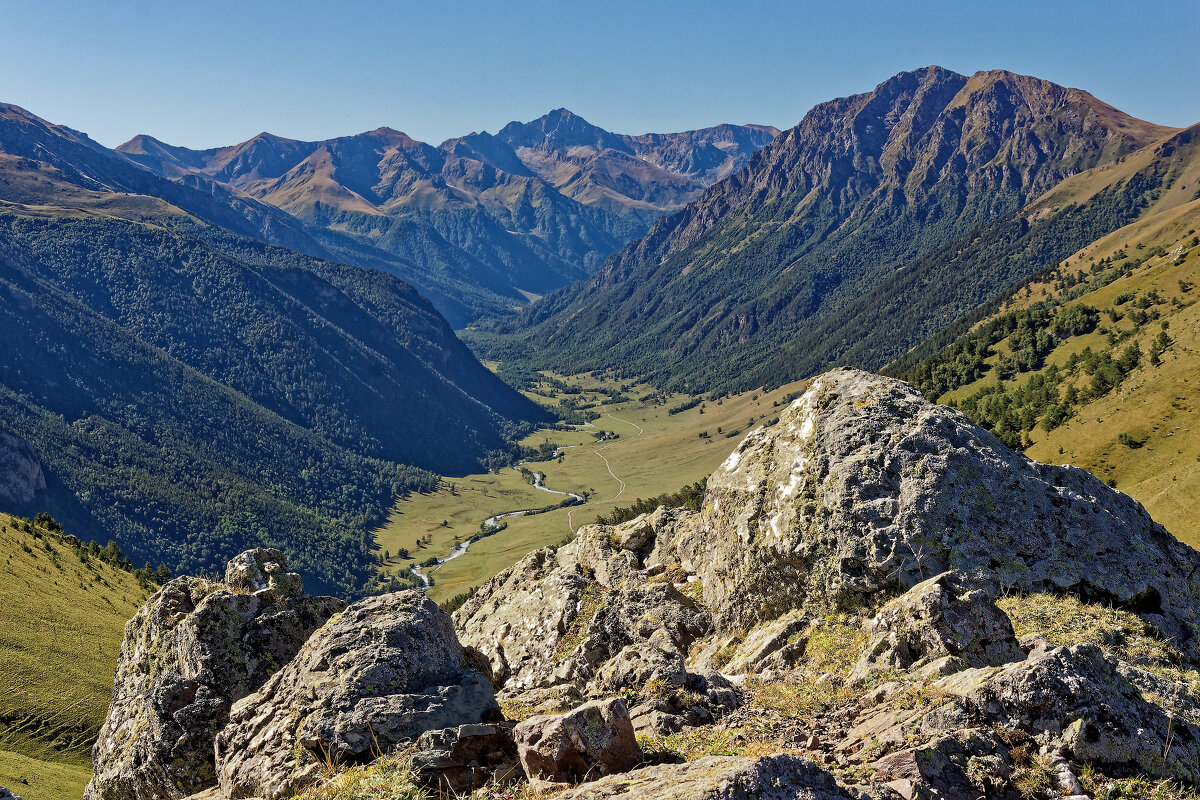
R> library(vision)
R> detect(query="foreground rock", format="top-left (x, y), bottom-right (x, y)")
top-left (412, 723), bottom-right (522, 794)
top-left (514, 698), bottom-right (643, 784)
top-left (84, 549), bottom-right (343, 800)
top-left (215, 590), bottom-right (500, 800)
top-left (696, 368), bottom-right (1200, 661)
top-left (0, 787), bottom-right (22, 800)
top-left (552, 754), bottom-right (862, 800)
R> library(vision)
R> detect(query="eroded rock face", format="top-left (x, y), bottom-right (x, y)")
top-left (700, 368), bottom-right (1200, 661)
top-left (0, 427), bottom-right (45, 504)
top-left (551, 754), bottom-right (861, 800)
top-left (85, 550), bottom-right (343, 800)
top-left (215, 591), bottom-right (500, 800)
top-left (514, 698), bottom-right (643, 784)
top-left (850, 572), bottom-right (1023, 680)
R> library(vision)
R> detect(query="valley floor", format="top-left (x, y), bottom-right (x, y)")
top-left (374, 372), bottom-right (811, 602)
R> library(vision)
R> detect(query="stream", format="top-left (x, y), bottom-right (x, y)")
top-left (409, 445), bottom-right (588, 588)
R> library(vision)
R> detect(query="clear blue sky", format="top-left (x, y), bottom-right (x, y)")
top-left (3, 0), bottom-right (1197, 149)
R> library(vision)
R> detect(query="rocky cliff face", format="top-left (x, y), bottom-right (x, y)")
top-left (89, 368), bottom-right (1200, 799)
top-left (0, 427), bottom-right (44, 504)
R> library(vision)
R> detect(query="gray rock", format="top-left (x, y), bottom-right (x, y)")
top-left (0, 427), bottom-right (44, 504)
top-left (551, 754), bottom-right (857, 799)
top-left (850, 572), bottom-right (1023, 680)
top-left (214, 590), bottom-right (499, 800)
top-left (514, 698), bottom-right (643, 784)
top-left (455, 519), bottom-right (710, 695)
top-left (84, 551), bottom-right (344, 800)
top-left (698, 368), bottom-right (1200, 663)
top-left (0, 786), bottom-right (23, 800)
top-left (411, 723), bottom-right (522, 794)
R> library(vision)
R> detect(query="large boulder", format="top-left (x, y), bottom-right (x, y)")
top-left (84, 549), bottom-right (343, 800)
top-left (514, 698), bottom-right (643, 784)
top-left (698, 368), bottom-right (1200, 661)
top-left (215, 591), bottom-right (499, 800)
top-left (551, 754), bottom-right (862, 800)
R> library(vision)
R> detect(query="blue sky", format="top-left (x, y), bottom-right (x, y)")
top-left (3, 0), bottom-right (1197, 149)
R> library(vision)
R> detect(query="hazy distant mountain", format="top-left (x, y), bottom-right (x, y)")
top-left (479, 67), bottom-right (1178, 393)
top-left (0, 103), bottom-right (548, 594)
top-left (118, 112), bottom-right (777, 324)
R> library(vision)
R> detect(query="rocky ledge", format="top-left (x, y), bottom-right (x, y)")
top-left (88, 368), bottom-right (1200, 800)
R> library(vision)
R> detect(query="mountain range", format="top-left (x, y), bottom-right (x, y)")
top-left (475, 67), bottom-right (1184, 394)
top-left (117, 111), bottom-right (778, 324)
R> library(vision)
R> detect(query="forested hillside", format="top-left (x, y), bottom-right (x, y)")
top-left (0, 109), bottom-right (550, 596)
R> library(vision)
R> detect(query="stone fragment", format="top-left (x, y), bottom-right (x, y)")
top-left (514, 698), bottom-right (643, 784)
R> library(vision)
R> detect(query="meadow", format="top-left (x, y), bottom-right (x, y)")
top-left (0, 514), bottom-right (151, 800)
top-left (374, 373), bottom-right (810, 602)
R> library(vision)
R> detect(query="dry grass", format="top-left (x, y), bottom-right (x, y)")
top-left (997, 592), bottom-right (1186, 674)
top-left (637, 727), bottom-right (784, 763)
top-left (293, 754), bottom-right (548, 800)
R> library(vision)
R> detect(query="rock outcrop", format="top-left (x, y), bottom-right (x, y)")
top-left (84, 549), bottom-right (343, 800)
top-left (514, 698), bottom-right (643, 784)
top-left (696, 368), bottom-right (1200, 661)
top-left (0, 787), bottom-right (23, 800)
top-left (215, 590), bottom-right (500, 800)
top-left (850, 572), bottom-right (1023, 680)
top-left (0, 427), bottom-right (44, 504)
top-left (454, 508), bottom-right (737, 732)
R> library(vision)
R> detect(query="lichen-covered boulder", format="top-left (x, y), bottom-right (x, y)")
top-left (215, 590), bottom-right (500, 800)
top-left (0, 786), bottom-right (23, 800)
top-left (850, 572), bottom-right (1023, 680)
top-left (83, 551), bottom-right (343, 800)
top-left (551, 754), bottom-right (861, 800)
top-left (699, 368), bottom-right (1200, 662)
top-left (841, 641), bottom-right (1200, 792)
top-left (514, 698), bottom-right (643, 784)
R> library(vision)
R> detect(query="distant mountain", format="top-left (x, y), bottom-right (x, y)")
top-left (0, 104), bottom-right (550, 594)
top-left (118, 113), bottom-right (777, 324)
top-left (476, 67), bottom-right (1177, 393)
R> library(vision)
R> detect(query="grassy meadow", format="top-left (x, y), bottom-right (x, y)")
top-left (0, 514), bottom-right (152, 800)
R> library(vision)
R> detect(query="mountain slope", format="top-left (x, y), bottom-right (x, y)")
top-left (118, 112), bottom-right (776, 324)
top-left (0, 514), bottom-right (153, 800)
top-left (895, 123), bottom-right (1200, 545)
top-left (0, 109), bottom-right (549, 595)
top-left (475, 67), bottom-right (1177, 393)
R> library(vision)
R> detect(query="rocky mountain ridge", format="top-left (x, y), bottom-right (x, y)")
top-left (480, 66), bottom-right (1184, 394)
top-left (84, 369), bottom-right (1200, 800)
